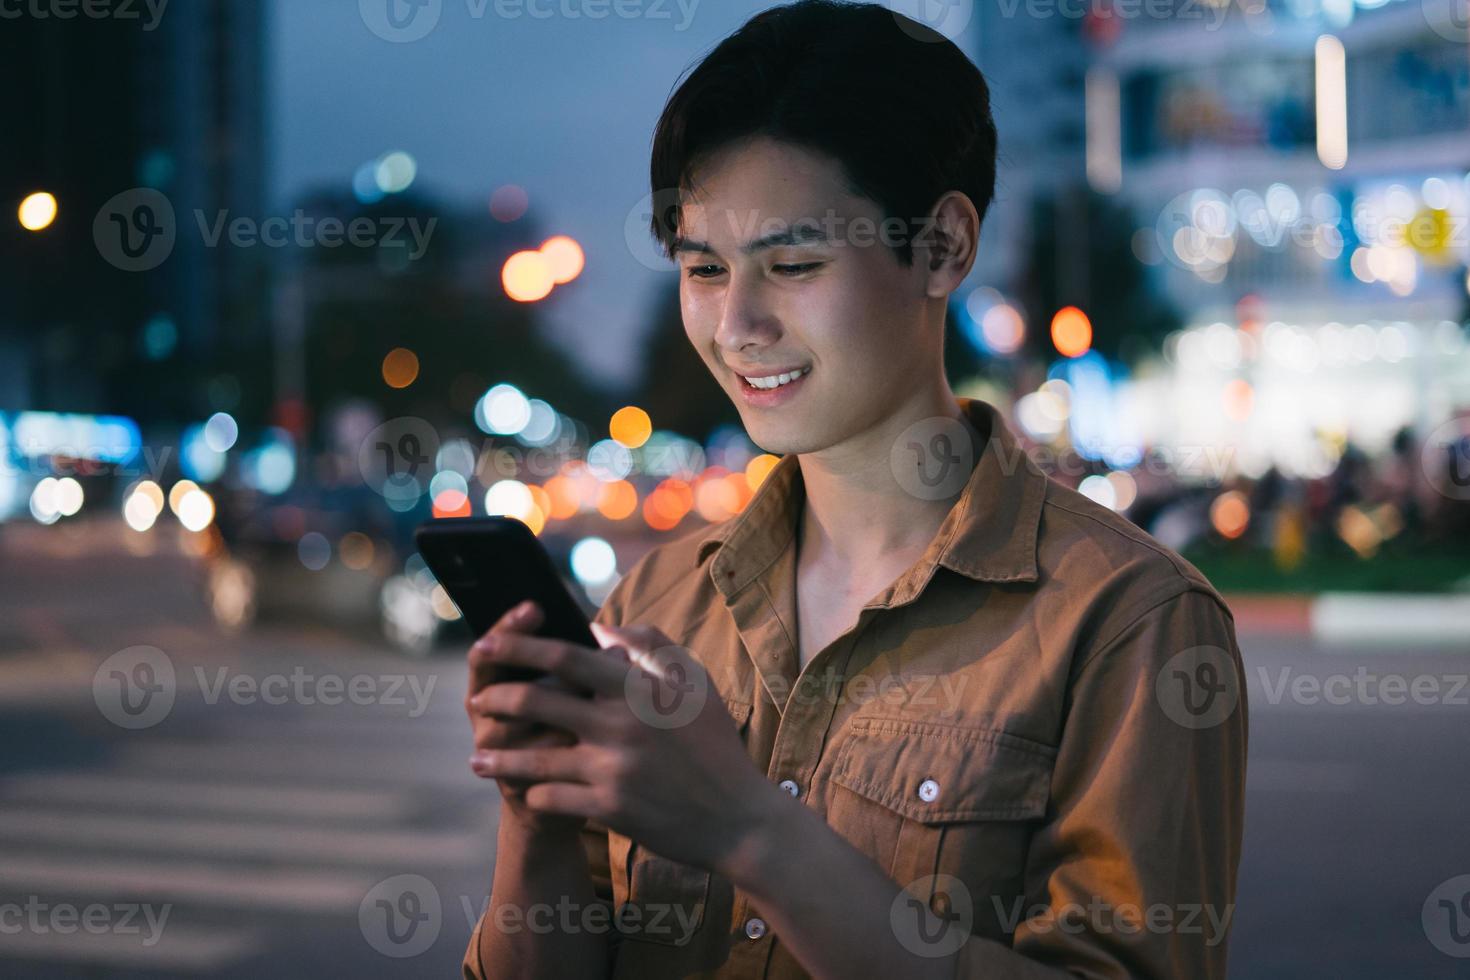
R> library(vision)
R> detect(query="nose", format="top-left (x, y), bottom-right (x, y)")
top-left (713, 271), bottom-right (781, 355)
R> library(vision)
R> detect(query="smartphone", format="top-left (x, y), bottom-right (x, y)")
top-left (414, 517), bottom-right (597, 681)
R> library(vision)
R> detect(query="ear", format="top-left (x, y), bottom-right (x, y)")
top-left (920, 191), bottom-right (980, 298)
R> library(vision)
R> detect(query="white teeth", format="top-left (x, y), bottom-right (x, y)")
top-left (742, 367), bottom-right (808, 390)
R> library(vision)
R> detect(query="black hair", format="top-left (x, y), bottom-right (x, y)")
top-left (648, 0), bottom-right (997, 267)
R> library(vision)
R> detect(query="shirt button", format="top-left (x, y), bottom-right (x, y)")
top-left (778, 779), bottom-right (800, 797)
top-left (918, 778), bottom-right (940, 803)
top-left (744, 917), bottom-right (768, 940)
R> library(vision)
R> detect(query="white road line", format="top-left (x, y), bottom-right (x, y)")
top-left (0, 922), bottom-right (260, 972)
top-left (0, 808), bottom-right (489, 866)
top-left (0, 773), bottom-right (418, 822)
top-left (1312, 593), bottom-right (1470, 649)
top-left (0, 852), bottom-right (380, 913)
top-left (114, 741), bottom-right (479, 788)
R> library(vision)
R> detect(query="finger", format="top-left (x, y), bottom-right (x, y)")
top-left (473, 720), bottom-right (574, 753)
top-left (484, 632), bottom-right (627, 696)
top-left (467, 600), bottom-right (544, 692)
top-left (471, 682), bottom-right (601, 734)
top-left (469, 746), bottom-right (589, 783)
top-left (472, 716), bottom-right (534, 752)
top-left (590, 622), bottom-right (674, 655)
top-left (521, 782), bottom-right (604, 820)
top-left (593, 624), bottom-right (706, 694)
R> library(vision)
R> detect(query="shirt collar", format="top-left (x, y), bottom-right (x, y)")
top-left (695, 397), bottom-right (1045, 600)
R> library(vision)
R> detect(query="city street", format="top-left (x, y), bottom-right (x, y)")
top-left (1, 518), bottom-right (1467, 977)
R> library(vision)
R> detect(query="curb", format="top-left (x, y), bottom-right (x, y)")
top-left (1227, 593), bottom-right (1470, 648)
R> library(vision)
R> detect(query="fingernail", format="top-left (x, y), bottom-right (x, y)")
top-left (481, 634), bottom-right (500, 654)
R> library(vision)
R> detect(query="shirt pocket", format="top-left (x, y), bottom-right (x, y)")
top-left (608, 697), bottom-right (753, 948)
top-left (828, 716), bottom-right (1055, 938)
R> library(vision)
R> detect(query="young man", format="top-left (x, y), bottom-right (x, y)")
top-left (462, 2), bottom-right (1247, 977)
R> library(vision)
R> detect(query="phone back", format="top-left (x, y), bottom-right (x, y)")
top-left (414, 517), bottom-right (597, 649)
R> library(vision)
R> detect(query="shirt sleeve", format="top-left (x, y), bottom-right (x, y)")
top-left (954, 587), bottom-right (1249, 979)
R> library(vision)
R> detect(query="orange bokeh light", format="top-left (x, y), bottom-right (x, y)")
top-left (502, 250), bottom-right (554, 302)
top-left (744, 453), bottom-right (780, 491)
top-left (543, 475), bottom-right (581, 520)
top-left (1050, 306), bottom-right (1093, 358)
top-left (381, 347), bottom-right (420, 389)
top-left (609, 406), bottom-right (652, 449)
top-left (1211, 491), bottom-right (1250, 540)
top-left (432, 490), bottom-right (472, 518)
top-left (540, 235), bottom-right (585, 285)
top-left (1222, 379), bottom-right (1255, 421)
top-left (596, 480), bottom-right (638, 520)
top-left (527, 484), bottom-right (553, 522)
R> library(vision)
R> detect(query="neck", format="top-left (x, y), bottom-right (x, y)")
top-left (794, 382), bottom-right (981, 571)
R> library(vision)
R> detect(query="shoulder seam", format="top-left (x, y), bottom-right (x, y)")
top-left (1078, 583), bottom-right (1234, 675)
top-left (1043, 492), bottom-right (1199, 584)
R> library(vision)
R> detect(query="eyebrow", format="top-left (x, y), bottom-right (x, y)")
top-left (672, 223), bottom-right (833, 256)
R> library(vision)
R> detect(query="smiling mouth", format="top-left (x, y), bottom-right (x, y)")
top-left (736, 366), bottom-right (811, 390)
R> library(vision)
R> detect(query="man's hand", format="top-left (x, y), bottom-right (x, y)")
top-left (466, 620), bottom-right (785, 875)
top-left (464, 600), bottom-right (583, 835)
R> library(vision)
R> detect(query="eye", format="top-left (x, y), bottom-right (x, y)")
top-left (685, 264), bottom-right (725, 280)
top-left (773, 262), bottom-right (822, 276)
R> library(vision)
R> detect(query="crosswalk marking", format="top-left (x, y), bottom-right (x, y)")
top-left (113, 740), bottom-right (484, 788)
top-left (0, 772), bottom-right (423, 821)
top-left (1, 851), bottom-right (383, 913)
top-left (0, 808), bottom-right (490, 866)
top-left (0, 922), bottom-right (260, 972)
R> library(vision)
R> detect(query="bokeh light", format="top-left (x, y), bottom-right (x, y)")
top-left (502, 250), bottom-right (554, 302)
top-left (1050, 306), bottom-right (1093, 358)
top-left (540, 235), bottom-right (585, 284)
top-left (609, 406), bottom-right (652, 449)
top-left (18, 191), bottom-right (57, 231)
top-left (490, 184), bottom-right (529, 222)
top-left (382, 347), bottom-right (420, 389)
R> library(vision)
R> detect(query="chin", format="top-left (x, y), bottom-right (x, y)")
top-left (740, 415), bottom-right (836, 457)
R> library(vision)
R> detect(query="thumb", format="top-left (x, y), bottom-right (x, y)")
top-left (590, 623), bottom-right (689, 680)
top-left (589, 621), bottom-right (626, 651)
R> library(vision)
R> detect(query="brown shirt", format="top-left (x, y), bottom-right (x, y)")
top-left (465, 397), bottom-right (1248, 979)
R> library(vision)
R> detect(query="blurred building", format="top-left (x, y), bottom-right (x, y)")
top-left (969, 4), bottom-right (1089, 291)
top-left (2, 1), bottom-right (268, 424)
top-left (1073, 0), bottom-right (1470, 478)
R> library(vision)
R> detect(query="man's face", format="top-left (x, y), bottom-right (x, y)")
top-left (675, 137), bottom-right (939, 455)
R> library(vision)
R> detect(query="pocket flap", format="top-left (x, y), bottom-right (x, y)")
top-left (831, 716), bottom-right (1054, 823)
top-left (722, 697), bottom-right (753, 729)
